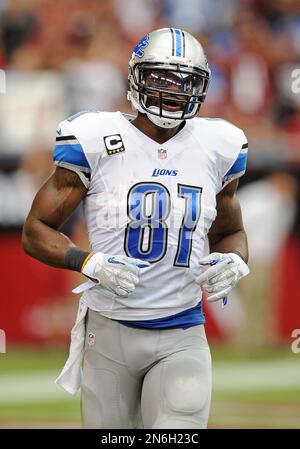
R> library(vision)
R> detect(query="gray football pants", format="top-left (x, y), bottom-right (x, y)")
top-left (81, 309), bottom-right (212, 429)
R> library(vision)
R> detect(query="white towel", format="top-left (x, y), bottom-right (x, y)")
top-left (55, 297), bottom-right (88, 395)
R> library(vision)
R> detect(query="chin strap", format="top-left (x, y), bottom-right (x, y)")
top-left (128, 90), bottom-right (184, 129)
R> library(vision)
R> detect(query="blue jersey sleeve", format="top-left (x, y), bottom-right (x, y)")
top-left (53, 122), bottom-right (91, 188)
top-left (222, 142), bottom-right (248, 187)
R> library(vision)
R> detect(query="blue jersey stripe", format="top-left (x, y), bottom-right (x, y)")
top-left (53, 143), bottom-right (90, 170)
top-left (225, 151), bottom-right (248, 177)
top-left (118, 302), bottom-right (205, 330)
top-left (174, 29), bottom-right (182, 56)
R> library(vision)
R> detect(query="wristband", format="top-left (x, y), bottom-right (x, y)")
top-left (64, 247), bottom-right (91, 272)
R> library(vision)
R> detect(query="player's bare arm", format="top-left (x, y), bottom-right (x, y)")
top-left (208, 179), bottom-right (248, 263)
top-left (22, 166), bottom-right (148, 296)
top-left (22, 167), bottom-right (89, 271)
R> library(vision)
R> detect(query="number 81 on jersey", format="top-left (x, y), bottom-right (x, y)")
top-left (124, 182), bottom-right (202, 267)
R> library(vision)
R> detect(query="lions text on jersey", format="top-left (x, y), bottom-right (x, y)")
top-left (53, 111), bottom-right (248, 326)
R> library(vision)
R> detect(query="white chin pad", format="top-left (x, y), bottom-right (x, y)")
top-left (146, 106), bottom-right (184, 129)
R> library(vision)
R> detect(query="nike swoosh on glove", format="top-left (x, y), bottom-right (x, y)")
top-left (195, 252), bottom-right (250, 302)
top-left (81, 253), bottom-right (150, 297)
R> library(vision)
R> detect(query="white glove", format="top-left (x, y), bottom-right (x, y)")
top-left (81, 253), bottom-right (150, 297)
top-left (196, 252), bottom-right (249, 302)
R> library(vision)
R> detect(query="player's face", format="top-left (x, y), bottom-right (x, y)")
top-left (141, 70), bottom-right (204, 112)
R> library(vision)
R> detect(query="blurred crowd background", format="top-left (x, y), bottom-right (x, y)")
top-left (0, 0), bottom-right (300, 349)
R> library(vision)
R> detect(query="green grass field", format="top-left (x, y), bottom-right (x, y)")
top-left (0, 345), bottom-right (299, 428)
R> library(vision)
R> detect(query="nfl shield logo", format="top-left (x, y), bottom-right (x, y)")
top-left (87, 332), bottom-right (95, 346)
top-left (158, 148), bottom-right (167, 159)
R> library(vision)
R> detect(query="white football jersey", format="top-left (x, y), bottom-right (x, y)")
top-left (53, 111), bottom-right (248, 321)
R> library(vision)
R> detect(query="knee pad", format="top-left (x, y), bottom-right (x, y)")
top-left (163, 354), bottom-right (211, 415)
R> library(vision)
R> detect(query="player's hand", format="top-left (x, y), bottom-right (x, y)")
top-left (195, 252), bottom-right (250, 302)
top-left (81, 253), bottom-right (150, 297)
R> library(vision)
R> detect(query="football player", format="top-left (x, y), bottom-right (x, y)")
top-left (22, 28), bottom-right (249, 429)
